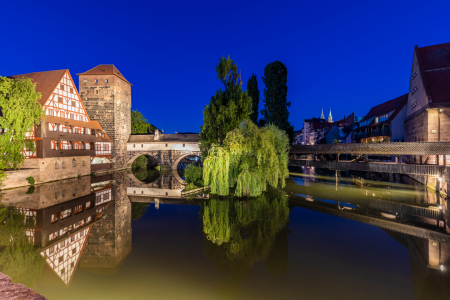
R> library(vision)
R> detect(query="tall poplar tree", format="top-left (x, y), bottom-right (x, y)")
top-left (199, 56), bottom-right (252, 158)
top-left (247, 74), bottom-right (259, 124)
top-left (261, 61), bottom-right (294, 141)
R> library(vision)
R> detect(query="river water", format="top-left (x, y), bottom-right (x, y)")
top-left (0, 167), bottom-right (449, 299)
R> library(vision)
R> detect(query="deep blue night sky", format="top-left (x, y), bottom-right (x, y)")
top-left (2, 0), bottom-right (450, 133)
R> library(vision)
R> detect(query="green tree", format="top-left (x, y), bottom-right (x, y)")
top-left (131, 110), bottom-right (156, 134)
top-left (199, 56), bottom-right (252, 158)
top-left (0, 77), bottom-right (44, 184)
top-left (203, 121), bottom-right (289, 197)
top-left (184, 164), bottom-right (203, 189)
top-left (247, 74), bottom-right (260, 124)
top-left (261, 61), bottom-right (294, 141)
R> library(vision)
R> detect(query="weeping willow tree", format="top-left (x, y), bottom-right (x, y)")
top-left (0, 206), bottom-right (45, 287)
top-left (0, 76), bottom-right (44, 184)
top-left (201, 189), bottom-right (290, 296)
top-left (203, 121), bottom-right (289, 197)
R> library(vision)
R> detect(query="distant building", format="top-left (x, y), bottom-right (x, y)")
top-left (351, 94), bottom-right (407, 143)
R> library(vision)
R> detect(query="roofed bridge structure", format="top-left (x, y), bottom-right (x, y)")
top-left (127, 131), bottom-right (201, 183)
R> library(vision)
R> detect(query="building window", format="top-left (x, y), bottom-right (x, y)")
top-left (79, 115), bottom-right (83, 121)
top-left (62, 190), bottom-right (65, 198)
top-left (55, 162), bottom-right (58, 169)
top-left (72, 101), bottom-right (75, 106)
top-left (70, 88), bottom-right (73, 93)
top-left (60, 84), bottom-right (64, 90)
top-left (62, 161), bottom-right (65, 169)
top-left (411, 71), bottom-right (417, 80)
top-left (133, 144), bottom-right (135, 148)
top-left (70, 114), bottom-right (74, 120)
top-left (75, 128), bottom-right (79, 134)
top-left (60, 111), bottom-right (64, 118)
top-left (82, 160), bottom-right (85, 166)
top-left (61, 268), bottom-right (65, 275)
top-left (96, 90), bottom-right (98, 94)
top-left (72, 159), bottom-right (76, 167)
top-left (95, 79), bottom-right (98, 83)
top-left (48, 109), bottom-right (54, 116)
top-left (411, 85), bottom-right (419, 95)
top-left (166, 143), bottom-right (168, 147)
top-left (49, 246), bottom-right (54, 254)
top-left (183, 144), bottom-right (185, 147)
top-left (141, 144), bottom-right (143, 148)
top-left (58, 97), bottom-right (63, 103)
top-left (106, 79), bottom-right (109, 83)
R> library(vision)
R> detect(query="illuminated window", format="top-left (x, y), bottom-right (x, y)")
top-left (84, 80), bottom-right (87, 83)
top-left (60, 111), bottom-right (64, 118)
top-left (48, 109), bottom-right (54, 116)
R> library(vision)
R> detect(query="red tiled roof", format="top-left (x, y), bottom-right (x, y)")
top-left (77, 65), bottom-right (132, 85)
top-left (365, 94), bottom-right (408, 120)
top-left (416, 42), bottom-right (450, 104)
top-left (9, 70), bottom-right (67, 106)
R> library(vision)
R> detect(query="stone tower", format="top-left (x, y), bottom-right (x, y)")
top-left (77, 65), bottom-right (131, 169)
top-left (328, 108), bottom-right (333, 123)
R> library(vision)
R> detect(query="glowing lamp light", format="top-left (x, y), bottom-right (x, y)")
top-left (440, 109), bottom-right (444, 112)
top-left (440, 265), bottom-right (444, 271)
top-left (439, 206), bottom-right (443, 210)
top-left (438, 177), bottom-right (443, 182)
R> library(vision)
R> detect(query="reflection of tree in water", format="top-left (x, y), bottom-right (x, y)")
top-left (132, 155), bottom-right (161, 183)
top-left (132, 203), bottom-right (151, 221)
top-left (0, 206), bottom-right (45, 287)
top-left (201, 188), bottom-right (290, 297)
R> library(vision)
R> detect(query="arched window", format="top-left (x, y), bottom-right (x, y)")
top-left (72, 159), bottom-right (76, 167)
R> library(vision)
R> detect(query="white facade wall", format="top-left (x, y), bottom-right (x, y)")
top-left (127, 142), bottom-right (200, 152)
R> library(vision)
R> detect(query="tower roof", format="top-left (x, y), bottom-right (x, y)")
top-left (9, 69), bottom-right (67, 106)
top-left (320, 108), bottom-right (325, 119)
top-left (329, 108), bottom-right (332, 118)
top-left (77, 65), bottom-right (132, 85)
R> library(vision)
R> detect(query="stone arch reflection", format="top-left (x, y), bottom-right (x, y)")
top-left (131, 154), bottom-right (161, 183)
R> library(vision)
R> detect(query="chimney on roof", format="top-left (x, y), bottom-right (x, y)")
top-left (155, 128), bottom-right (160, 141)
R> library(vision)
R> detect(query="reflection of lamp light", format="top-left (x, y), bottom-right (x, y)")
top-left (440, 109), bottom-right (444, 112)
top-left (440, 265), bottom-right (444, 271)
top-left (439, 206), bottom-right (443, 210)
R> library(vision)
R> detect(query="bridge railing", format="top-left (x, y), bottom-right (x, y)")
top-left (290, 142), bottom-right (450, 156)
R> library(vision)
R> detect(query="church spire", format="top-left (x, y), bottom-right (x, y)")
top-left (328, 108), bottom-right (333, 122)
top-left (320, 108), bottom-right (325, 120)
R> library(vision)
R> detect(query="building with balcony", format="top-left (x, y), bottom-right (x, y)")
top-left (351, 94), bottom-right (407, 143)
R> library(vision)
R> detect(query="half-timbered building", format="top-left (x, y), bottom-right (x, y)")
top-left (9, 69), bottom-right (113, 172)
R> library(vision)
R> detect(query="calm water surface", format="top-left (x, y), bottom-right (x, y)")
top-left (0, 167), bottom-right (449, 299)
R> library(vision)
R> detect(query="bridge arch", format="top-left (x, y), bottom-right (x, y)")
top-left (127, 151), bottom-right (163, 167)
top-left (171, 152), bottom-right (201, 184)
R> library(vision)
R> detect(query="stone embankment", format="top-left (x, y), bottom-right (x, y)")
top-left (0, 272), bottom-right (46, 300)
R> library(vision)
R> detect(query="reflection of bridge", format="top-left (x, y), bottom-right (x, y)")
top-left (126, 132), bottom-right (200, 183)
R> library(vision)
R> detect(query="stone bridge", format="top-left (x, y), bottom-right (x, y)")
top-left (127, 132), bottom-right (201, 183)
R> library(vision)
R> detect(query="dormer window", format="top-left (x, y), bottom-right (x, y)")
top-left (411, 85), bottom-right (419, 95)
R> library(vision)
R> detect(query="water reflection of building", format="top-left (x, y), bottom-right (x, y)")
top-left (0, 175), bottom-right (114, 286)
top-left (80, 172), bottom-right (132, 274)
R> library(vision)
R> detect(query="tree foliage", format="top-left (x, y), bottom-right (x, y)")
top-left (131, 110), bottom-right (156, 134)
top-left (203, 121), bottom-right (289, 197)
top-left (0, 206), bottom-right (45, 287)
top-left (184, 164), bottom-right (203, 188)
top-left (247, 74), bottom-right (260, 124)
top-left (199, 56), bottom-right (252, 158)
top-left (261, 61), bottom-right (294, 141)
top-left (201, 188), bottom-right (289, 296)
top-left (0, 77), bottom-right (44, 184)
